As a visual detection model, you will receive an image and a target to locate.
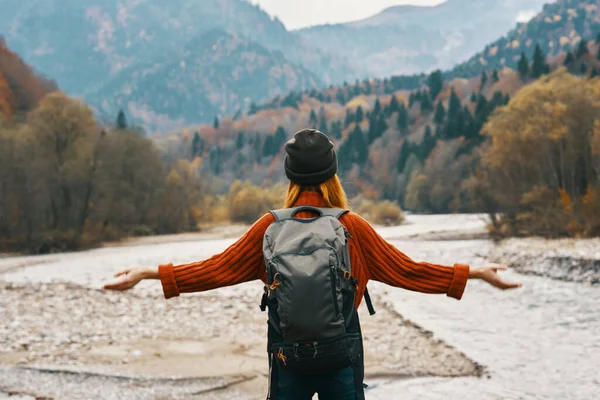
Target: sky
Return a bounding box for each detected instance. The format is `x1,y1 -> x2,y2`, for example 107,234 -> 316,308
252,0 -> 446,30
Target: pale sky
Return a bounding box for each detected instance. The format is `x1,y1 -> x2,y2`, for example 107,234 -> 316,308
252,0 -> 446,30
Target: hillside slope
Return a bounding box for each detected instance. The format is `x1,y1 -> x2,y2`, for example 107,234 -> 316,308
0,0 -> 350,127
87,30 -> 321,131
451,0 -> 600,77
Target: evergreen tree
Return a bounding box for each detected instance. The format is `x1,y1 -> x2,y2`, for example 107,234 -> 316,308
480,71 -> 488,91
351,124 -> 368,165
336,90 -> 346,105
462,106 -> 477,139
408,93 -> 416,108
249,102 -> 258,115
530,44 -> 547,79
517,52 -> 529,80
253,133 -> 262,161
373,98 -> 382,115
213,116 -> 220,130
210,147 -> 221,174
397,103 -> 409,133
434,124 -> 443,139
470,92 -> 477,103
274,126 -> 287,148
356,106 -> 364,123
263,135 -> 276,157
364,80 -> 372,95
192,132 -> 202,157
427,69 -> 444,100
492,69 -> 500,83
591,69 -> 600,78
580,63 -> 588,75
434,101 -> 446,125
116,109 -> 128,129
396,140 -> 412,173
576,39 -> 589,58
309,109 -> 318,128
564,51 -> 574,66
319,116 -> 328,134
418,126 -> 436,162
597,45 -> 600,61
448,89 -> 462,121
420,92 -> 433,114
330,121 -> 342,140
389,96 -> 400,113
344,108 -> 354,127
236,132 -> 245,149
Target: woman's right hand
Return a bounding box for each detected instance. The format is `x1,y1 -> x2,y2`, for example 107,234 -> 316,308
103,267 -> 158,291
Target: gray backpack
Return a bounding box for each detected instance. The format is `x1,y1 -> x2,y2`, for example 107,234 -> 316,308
260,205 -> 375,375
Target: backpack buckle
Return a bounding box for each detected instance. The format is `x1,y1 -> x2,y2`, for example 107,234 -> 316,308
343,271 -> 351,281
269,272 -> 282,290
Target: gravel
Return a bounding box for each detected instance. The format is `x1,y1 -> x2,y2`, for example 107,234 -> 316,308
491,237 -> 600,284
0,281 -> 481,399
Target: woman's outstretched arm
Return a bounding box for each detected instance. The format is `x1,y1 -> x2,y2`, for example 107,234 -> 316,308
103,213 -> 274,297
348,213 -> 520,299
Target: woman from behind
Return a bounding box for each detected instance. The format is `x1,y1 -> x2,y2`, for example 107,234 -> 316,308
105,128 -> 520,400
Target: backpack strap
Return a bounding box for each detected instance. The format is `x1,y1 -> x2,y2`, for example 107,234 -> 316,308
363,287 -> 376,316
270,206 -> 348,221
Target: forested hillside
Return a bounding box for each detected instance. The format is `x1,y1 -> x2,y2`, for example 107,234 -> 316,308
0,0 -> 351,128
450,0 -> 600,78
0,38 -> 57,120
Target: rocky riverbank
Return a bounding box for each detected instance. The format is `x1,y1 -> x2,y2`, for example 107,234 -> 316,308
0,281 -> 482,400
490,237 -> 600,285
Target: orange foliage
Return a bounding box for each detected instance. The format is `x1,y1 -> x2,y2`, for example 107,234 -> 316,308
0,38 -> 56,118
0,71 -> 15,120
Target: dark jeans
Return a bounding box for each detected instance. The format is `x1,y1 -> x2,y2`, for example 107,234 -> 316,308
275,365 -> 357,400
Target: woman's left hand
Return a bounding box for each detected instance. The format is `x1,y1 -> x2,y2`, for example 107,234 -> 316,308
470,264 -> 522,290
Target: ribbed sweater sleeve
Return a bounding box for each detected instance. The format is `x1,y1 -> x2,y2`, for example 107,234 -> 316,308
158,213 -> 274,299
347,213 -> 469,300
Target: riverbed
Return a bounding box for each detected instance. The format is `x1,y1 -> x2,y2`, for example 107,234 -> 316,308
1,214 -> 598,399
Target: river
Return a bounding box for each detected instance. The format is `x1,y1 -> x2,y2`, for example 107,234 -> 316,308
368,239 -> 600,400
1,215 -> 598,399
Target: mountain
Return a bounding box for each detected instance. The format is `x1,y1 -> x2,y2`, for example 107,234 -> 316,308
87,29 -> 321,131
162,0 -> 600,211
450,0 -> 600,77
0,0 -> 351,127
296,0 -> 548,78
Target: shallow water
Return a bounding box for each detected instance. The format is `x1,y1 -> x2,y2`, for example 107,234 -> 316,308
1,216 -> 598,399
367,239 -> 600,400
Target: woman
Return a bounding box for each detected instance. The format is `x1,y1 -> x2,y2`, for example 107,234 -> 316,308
105,129 -> 521,399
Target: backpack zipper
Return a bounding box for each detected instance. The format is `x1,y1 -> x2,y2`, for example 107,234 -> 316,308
330,264 -> 340,316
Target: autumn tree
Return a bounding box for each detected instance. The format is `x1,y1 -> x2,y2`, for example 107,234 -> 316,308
477,69 -> 600,237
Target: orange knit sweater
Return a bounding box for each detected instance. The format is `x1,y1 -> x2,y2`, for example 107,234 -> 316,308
159,192 -> 470,307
